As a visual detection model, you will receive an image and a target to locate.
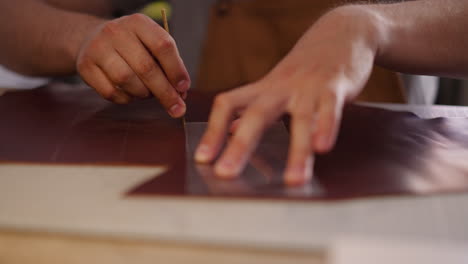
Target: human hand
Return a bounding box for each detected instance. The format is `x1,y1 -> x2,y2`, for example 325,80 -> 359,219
194,6 -> 381,185
76,14 -> 190,117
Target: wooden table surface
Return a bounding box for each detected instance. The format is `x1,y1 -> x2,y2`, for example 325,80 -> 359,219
0,230 -> 323,264
0,86 -> 324,264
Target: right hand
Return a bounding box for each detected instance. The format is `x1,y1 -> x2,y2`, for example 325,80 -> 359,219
195,6 -> 378,185
76,14 -> 190,118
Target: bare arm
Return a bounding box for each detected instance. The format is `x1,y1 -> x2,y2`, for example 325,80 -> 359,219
369,0 -> 468,78
196,0 -> 468,185
0,0 -> 191,118
0,0 -> 106,76
44,0 -> 113,17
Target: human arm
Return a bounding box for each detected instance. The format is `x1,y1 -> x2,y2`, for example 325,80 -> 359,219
0,0 -> 190,117
195,0 -> 468,185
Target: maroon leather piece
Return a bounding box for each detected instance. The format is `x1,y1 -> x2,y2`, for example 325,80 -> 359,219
0,83 -> 185,167
184,91 -> 215,122
133,97 -> 468,200
2,84 -> 468,200
314,105 -> 468,199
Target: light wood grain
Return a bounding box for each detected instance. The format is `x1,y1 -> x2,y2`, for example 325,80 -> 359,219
0,230 -> 324,264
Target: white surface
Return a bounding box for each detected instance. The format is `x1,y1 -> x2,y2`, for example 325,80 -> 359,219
0,65 -> 49,89
403,74 -> 439,105
1,163 -> 468,250
360,102 -> 468,118
329,237 -> 468,264
1,104 -> 468,250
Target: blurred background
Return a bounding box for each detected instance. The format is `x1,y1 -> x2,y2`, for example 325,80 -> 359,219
1,0 -> 467,105
149,0 -> 468,106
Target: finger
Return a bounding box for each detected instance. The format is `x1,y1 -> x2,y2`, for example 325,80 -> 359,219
141,61 -> 186,118
228,108 -> 247,133
312,90 -> 345,153
78,63 -> 131,104
285,107 -> 316,186
109,29 -> 170,99
105,46 -> 184,117
194,86 -> 258,163
95,50 -> 142,97
129,14 -> 191,93
121,75 -> 150,98
230,109 -> 284,133
214,97 -> 284,179
95,21 -> 184,117
106,36 -> 184,117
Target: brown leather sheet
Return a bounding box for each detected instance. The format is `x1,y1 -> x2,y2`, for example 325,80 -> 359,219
2,84 -> 468,200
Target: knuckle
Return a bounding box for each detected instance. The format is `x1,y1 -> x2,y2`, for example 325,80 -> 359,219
154,36 -> 176,54
102,21 -> 123,36
247,104 -> 272,119
213,94 -> 232,110
114,70 -> 133,85
76,57 -> 93,73
136,60 -> 157,78
85,38 -> 105,53
100,88 -> 116,101
128,13 -> 148,24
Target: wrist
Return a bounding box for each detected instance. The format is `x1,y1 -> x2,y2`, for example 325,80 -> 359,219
325,5 -> 386,62
63,14 -> 107,71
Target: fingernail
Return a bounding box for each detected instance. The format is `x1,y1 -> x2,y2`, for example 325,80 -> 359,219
169,103 -> 185,118
177,80 -> 189,92
215,159 -> 238,179
195,145 -> 212,163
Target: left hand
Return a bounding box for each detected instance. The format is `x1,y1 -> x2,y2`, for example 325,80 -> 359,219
194,6 -> 380,185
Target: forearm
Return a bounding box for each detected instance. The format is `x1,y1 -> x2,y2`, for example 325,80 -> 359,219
0,0 -> 107,76
361,0 -> 468,78
44,0 -> 113,17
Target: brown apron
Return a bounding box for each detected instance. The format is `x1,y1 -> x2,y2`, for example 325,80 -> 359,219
196,0 -> 405,103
